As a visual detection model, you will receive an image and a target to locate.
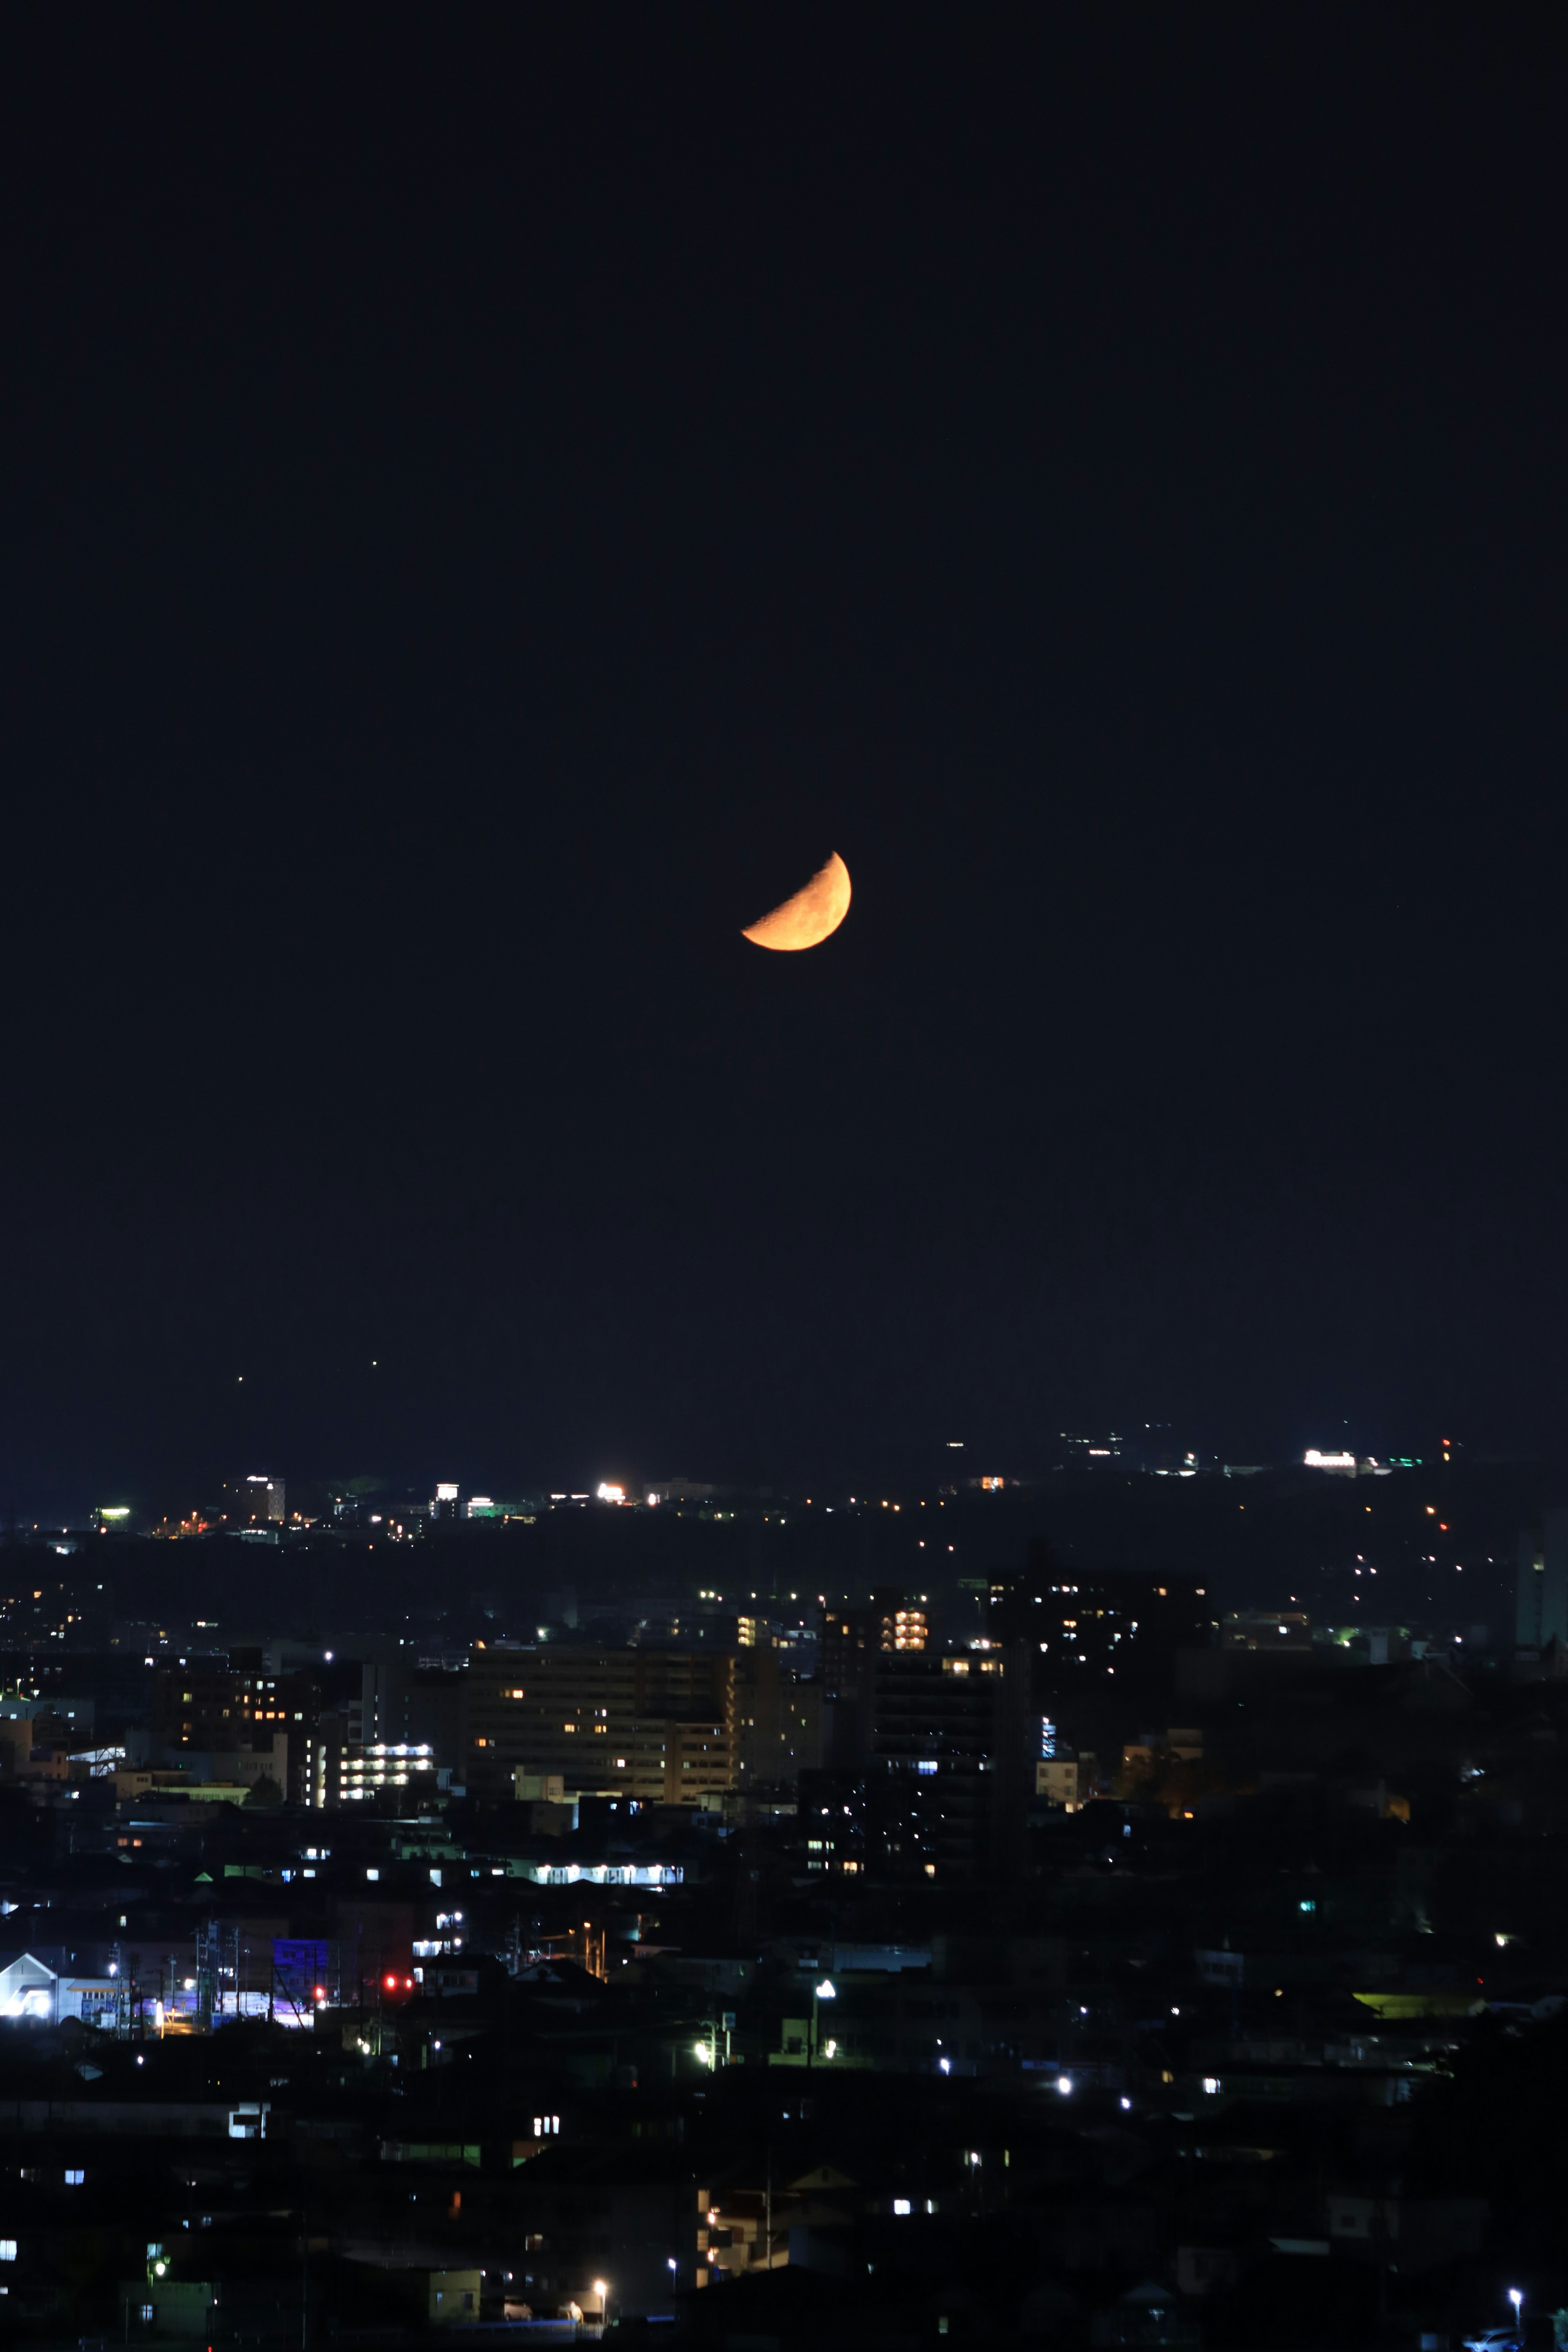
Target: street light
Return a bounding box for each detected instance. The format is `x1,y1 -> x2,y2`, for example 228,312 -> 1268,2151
811,1977 -> 836,2066
1508,2290 -> 1523,2329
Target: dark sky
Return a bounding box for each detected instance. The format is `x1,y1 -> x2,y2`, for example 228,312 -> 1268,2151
4,7 -> 1568,1508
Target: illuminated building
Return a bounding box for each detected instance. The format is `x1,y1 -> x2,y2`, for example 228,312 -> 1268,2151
802,1648 -> 1016,1878
1036,1756 -> 1089,1809
1517,1507 -> 1568,1652
226,1474 -> 285,1525
822,1590 -> 928,1679
333,1741 -> 437,1804
354,1652 -> 464,1764
151,1657 -> 322,1804
462,1646 -> 737,1803
821,1589 -> 928,1765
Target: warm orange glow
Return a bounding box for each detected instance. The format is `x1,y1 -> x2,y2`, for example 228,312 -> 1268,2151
742,852 -> 851,951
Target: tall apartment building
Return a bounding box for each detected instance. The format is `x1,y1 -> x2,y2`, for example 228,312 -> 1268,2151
820,1589 -> 928,1766
735,1646 -> 823,1791
461,1646 -> 737,1804
820,1589 -> 928,1688
355,1651 -> 465,1764
1518,1508 -> 1568,1652
800,1648 -> 1019,1879
150,1653 -> 321,1804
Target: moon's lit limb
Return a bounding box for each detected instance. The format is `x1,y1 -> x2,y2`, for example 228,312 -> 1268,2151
741,852 -> 852,951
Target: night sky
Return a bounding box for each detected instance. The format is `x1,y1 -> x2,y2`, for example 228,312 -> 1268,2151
5,8 -> 1568,1509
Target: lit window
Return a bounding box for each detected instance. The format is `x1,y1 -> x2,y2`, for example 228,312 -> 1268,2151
0,2242 -> 15,2261
65,2169 -> 84,2185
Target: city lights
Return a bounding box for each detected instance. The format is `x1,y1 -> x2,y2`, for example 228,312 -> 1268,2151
0,1412 -> 1541,2318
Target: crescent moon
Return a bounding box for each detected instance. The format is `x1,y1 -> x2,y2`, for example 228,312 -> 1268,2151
742,852 -> 852,951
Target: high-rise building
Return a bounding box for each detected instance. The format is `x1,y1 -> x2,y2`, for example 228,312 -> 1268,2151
1517,1509 -> 1568,1652
352,1648 -> 465,1766
151,1654 -> 321,1803
227,1474 -> 285,1526
800,1647 -> 1026,1879
820,1589 -> 929,1764
735,1646 -> 823,1791
820,1590 -> 928,1687
461,1646 -> 737,1804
